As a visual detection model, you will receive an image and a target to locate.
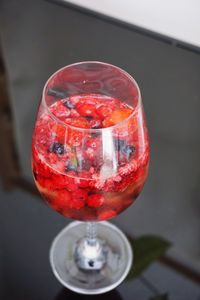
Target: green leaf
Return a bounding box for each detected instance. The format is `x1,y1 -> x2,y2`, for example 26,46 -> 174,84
150,293 -> 169,300
127,235 -> 171,280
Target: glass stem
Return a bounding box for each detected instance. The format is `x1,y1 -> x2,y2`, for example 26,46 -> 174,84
75,222 -> 106,270
86,222 -> 97,246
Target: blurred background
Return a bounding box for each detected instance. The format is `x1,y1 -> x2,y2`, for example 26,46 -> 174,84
0,0 -> 200,299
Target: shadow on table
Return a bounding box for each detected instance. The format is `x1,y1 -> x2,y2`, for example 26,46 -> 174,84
55,287 -> 123,300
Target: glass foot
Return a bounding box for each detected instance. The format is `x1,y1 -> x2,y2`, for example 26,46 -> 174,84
49,221 -> 133,295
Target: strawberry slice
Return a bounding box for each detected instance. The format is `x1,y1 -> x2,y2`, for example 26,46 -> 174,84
97,105 -> 113,119
50,102 -> 71,120
65,117 -> 90,128
102,108 -> 133,127
77,103 -> 98,118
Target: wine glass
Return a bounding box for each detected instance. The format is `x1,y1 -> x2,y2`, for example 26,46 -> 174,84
32,61 -> 149,294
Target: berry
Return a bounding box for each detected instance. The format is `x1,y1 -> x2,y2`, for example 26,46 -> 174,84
77,103 -> 97,118
103,108 -> 132,127
63,99 -> 75,109
67,129 -> 83,146
70,189 -> 88,209
85,147 -> 95,160
122,145 -> 136,158
86,138 -> 100,149
87,194 -> 104,208
66,182 -> 78,192
98,209 -> 116,220
89,119 -> 101,129
50,101 -> 71,119
66,117 -> 90,129
52,189 -> 72,211
77,171 -> 92,188
97,105 -> 113,119
49,142 -> 64,155
85,116 -> 93,121
70,109 -> 80,118
47,88 -> 66,98
48,153 -> 59,164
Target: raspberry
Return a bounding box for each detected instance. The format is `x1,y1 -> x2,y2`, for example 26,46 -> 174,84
98,209 -> 116,220
66,182 -> 78,192
70,189 -> 88,209
86,138 -> 100,149
85,147 -> 95,160
48,153 -> 58,164
87,194 -> 104,208
63,171 -> 78,191
76,171 -> 90,187
54,173 -> 68,188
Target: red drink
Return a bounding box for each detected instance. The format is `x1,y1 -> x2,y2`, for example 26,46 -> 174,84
32,62 -> 150,293
32,93 -> 149,221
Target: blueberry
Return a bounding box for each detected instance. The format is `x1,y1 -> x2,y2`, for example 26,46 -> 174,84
65,162 -> 77,172
85,116 -> 93,121
49,142 -> 64,155
88,260 -> 94,267
63,99 -> 75,109
91,132 -> 101,138
47,88 -> 66,98
114,139 -> 126,151
122,145 -> 136,158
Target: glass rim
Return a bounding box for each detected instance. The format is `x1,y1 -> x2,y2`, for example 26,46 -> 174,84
42,61 -> 142,132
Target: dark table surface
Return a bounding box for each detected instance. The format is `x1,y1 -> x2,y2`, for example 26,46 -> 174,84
0,0 -> 200,299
